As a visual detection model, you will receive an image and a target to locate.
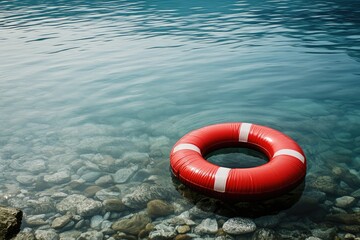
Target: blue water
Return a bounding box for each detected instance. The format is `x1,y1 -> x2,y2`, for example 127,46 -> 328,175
1,0 -> 360,238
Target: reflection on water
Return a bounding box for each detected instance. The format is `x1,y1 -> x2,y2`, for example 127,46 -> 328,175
0,0 -> 360,239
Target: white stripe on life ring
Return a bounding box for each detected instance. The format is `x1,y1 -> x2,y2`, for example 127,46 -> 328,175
273,149 -> 305,164
239,123 -> 252,142
173,143 -> 201,154
214,167 -> 231,192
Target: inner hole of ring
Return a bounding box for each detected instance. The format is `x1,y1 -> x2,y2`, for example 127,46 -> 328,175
205,147 -> 269,168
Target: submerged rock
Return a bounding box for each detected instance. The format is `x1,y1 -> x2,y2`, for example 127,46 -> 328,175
194,218 -> 218,234
77,230 -> 103,240
112,213 -> 151,235
0,206 -> 23,240
113,164 -> 138,183
44,170 -> 71,184
56,194 -> 102,217
252,228 -> 278,240
147,199 -> 174,218
149,223 -> 177,240
222,217 -> 256,235
335,196 -> 356,208
34,229 -> 59,240
51,214 -> 72,229
326,212 -> 360,225
122,183 -> 174,209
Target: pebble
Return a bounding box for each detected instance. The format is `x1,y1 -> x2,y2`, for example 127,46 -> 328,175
147,199 -> 174,218
84,186 -> 102,197
80,171 -> 103,182
149,223 -> 176,240
222,217 -> 256,235
58,230 -> 81,239
95,189 -> 121,201
51,214 -> 72,229
335,196 -> 356,208
90,215 -> 103,230
77,230 -> 103,240
176,225 -> 191,234
23,159 -> 46,173
103,199 -> 126,212
194,218 -> 218,234
56,194 -> 102,217
16,175 -> 36,185
311,227 -> 336,239
252,228 -> 278,240
113,164 -> 138,183
34,229 -> 59,240
43,170 -> 71,184
254,213 -> 285,228
112,213 -> 151,235
95,175 -> 113,186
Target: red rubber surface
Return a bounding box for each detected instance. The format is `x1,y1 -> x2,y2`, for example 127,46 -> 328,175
170,122 -> 306,200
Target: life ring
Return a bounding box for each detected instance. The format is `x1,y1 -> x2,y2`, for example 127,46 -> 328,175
170,122 -> 306,200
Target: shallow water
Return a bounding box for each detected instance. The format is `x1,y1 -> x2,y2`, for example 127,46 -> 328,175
1,0 -> 360,239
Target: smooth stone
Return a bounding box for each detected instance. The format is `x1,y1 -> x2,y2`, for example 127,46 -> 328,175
252,228 -> 278,240
43,170 -> 71,184
56,194 -> 102,217
51,214 -> 72,229
77,230 -> 103,240
113,164 -> 138,183
95,189 -> 121,201
175,234 -> 192,240
351,189 -> 360,198
34,229 -> 59,240
112,213 -> 151,235
103,199 -> 126,212
149,223 -> 176,240
254,213 -> 285,228
84,186 -> 102,197
309,175 -> 342,195
335,196 -> 356,208
16,175 -> 36,185
339,225 -> 360,233
95,175 -> 113,186
59,230 -> 81,239
326,212 -> 360,224
12,231 -> 36,240
147,199 -> 174,218
81,172 -> 103,182
311,227 -> 337,239
122,152 -> 150,165
176,225 -> 191,234
122,183 -> 173,209
194,218 -> 218,234
23,160 -> 46,173
0,206 -> 23,239
90,215 -> 103,230
223,217 -> 256,235
305,237 -> 322,240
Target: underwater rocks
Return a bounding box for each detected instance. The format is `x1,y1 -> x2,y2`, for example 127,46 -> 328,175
113,164 -> 139,183
43,170 -> 71,184
122,183 -> 174,209
0,206 -> 23,240
222,217 -> 257,234
112,213 -> 151,235
56,194 -> 102,217
147,199 -> 174,218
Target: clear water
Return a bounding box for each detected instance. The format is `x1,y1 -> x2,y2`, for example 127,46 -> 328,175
1,0 -> 360,239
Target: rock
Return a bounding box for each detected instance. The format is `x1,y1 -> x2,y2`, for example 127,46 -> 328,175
0,206 -> 23,239
194,218 -> 218,234
176,225 -> 191,234
84,186 -> 102,197
44,170 -> 71,184
95,175 -> 113,186
25,214 -> 47,226
339,224 -> 360,233
59,230 -> 82,239
326,212 -> 360,225
112,213 -> 151,235
77,230 -> 103,240
81,172 -> 103,182
351,189 -> 360,198
122,183 -> 173,209
222,217 -> 256,235
175,234 -> 192,240
149,223 -> 176,240
12,230 -> 36,240
188,206 -> 213,219
95,189 -> 121,201
335,196 -> 356,208
113,164 -> 138,183
56,194 -> 102,217
254,213 -> 285,228
332,166 -> 360,188
309,176 -> 344,195
147,199 -> 174,218
252,228 -> 278,240
103,199 -> 126,212
34,229 -> 59,240
344,233 -> 356,239
51,214 -> 72,229
16,175 -> 36,185
311,227 -> 336,239
305,237 -> 322,240
90,215 -> 103,230
23,160 -> 46,173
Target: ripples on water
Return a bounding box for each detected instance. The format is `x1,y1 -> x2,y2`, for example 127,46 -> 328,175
1,0 -> 360,239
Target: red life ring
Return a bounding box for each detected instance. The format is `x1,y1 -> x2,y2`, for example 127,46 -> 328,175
170,122 -> 306,200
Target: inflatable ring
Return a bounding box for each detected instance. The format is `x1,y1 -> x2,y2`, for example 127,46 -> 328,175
170,122 -> 306,200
